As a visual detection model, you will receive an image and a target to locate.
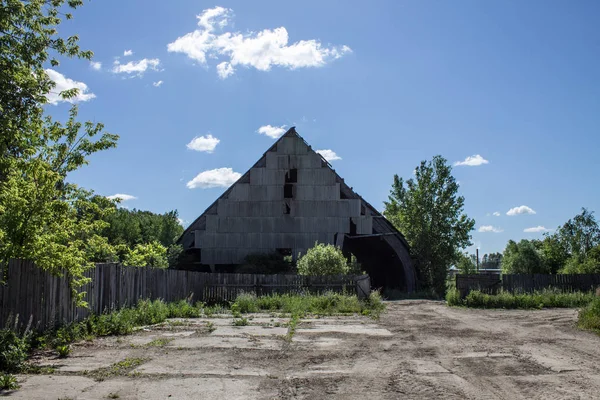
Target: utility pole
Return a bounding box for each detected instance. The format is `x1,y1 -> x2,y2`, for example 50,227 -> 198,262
476,248 -> 480,273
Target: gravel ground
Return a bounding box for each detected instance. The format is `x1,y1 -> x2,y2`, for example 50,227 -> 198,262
8,300 -> 600,399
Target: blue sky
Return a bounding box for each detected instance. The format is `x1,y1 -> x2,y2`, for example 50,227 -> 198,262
48,0 -> 599,254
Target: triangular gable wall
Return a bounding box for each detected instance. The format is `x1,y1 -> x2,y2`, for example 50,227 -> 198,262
179,128 -> 416,290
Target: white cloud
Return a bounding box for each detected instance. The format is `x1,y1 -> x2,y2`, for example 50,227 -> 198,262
90,61 -> 102,71
44,69 -> 96,105
478,225 -> 503,233
454,154 -> 489,167
217,61 -> 235,79
186,134 -> 220,153
167,6 -> 351,79
187,167 -> 241,189
257,125 -> 286,139
177,218 -> 187,227
507,205 -> 536,216
123,49 -> 133,56
524,226 -> 551,233
153,80 -> 163,87
106,193 -> 137,202
493,211 -> 501,217
112,58 -> 161,77
316,149 -> 341,162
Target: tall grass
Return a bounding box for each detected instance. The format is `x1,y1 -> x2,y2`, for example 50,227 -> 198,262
233,291 -> 385,317
578,298 -> 600,333
446,289 -> 596,309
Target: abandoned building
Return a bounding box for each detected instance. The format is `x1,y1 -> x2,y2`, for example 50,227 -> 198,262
178,128 -> 416,291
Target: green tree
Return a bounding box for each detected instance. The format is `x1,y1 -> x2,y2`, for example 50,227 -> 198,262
557,208 -> 600,271
0,0 -> 94,174
502,239 -> 549,274
123,242 -> 168,268
383,156 -> 475,295
456,252 -> 477,274
102,209 -> 183,248
297,243 -> 349,276
535,235 -> 568,274
481,252 -> 503,270
0,1 -> 118,295
166,244 -> 184,269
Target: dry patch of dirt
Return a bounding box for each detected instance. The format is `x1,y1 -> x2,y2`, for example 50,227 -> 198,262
12,301 -> 600,399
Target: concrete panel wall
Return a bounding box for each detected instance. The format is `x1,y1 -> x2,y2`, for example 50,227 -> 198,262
277,137 -> 309,155
266,152 -> 289,170
297,168 -> 336,185
291,199 -> 361,217
289,153 -> 323,169
295,184 -> 340,201
250,168 -> 286,185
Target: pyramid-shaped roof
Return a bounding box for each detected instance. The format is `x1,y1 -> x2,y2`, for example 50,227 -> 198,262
178,127 -> 415,290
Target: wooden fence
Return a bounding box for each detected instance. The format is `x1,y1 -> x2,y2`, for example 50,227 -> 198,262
456,273 -> 600,297
0,260 -> 369,331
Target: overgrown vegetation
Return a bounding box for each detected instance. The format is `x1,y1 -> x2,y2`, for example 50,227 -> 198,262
577,298 -> 600,333
446,289 -> 596,309
232,291 -> 384,318
297,243 -> 349,276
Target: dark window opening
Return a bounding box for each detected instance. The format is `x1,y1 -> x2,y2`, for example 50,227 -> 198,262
361,204 -> 366,215
349,218 -> 357,235
285,168 -> 297,183
284,202 -> 291,214
340,187 -> 348,199
284,183 -> 294,198
276,248 -> 292,256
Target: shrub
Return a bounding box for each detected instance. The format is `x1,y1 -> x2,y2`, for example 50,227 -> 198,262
445,288 -> 462,306
233,292 -> 259,314
578,298 -> 600,332
297,243 -> 349,276
167,300 -> 200,318
0,330 -> 29,373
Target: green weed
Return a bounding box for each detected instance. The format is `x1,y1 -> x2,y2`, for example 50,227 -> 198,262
89,357 -> 146,382
56,344 -> 71,358
232,317 -> 249,327
0,329 -> 29,373
144,338 -> 172,347
206,321 -> 216,333
0,373 -> 19,390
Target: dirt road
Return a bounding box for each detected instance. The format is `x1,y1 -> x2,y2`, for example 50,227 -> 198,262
11,301 -> 600,399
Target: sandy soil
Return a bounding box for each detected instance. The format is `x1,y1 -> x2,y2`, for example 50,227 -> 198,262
8,300 -> 600,399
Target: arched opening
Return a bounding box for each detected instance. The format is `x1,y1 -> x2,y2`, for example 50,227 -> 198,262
343,235 -> 407,291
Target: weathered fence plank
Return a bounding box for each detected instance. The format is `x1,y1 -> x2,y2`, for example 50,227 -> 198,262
0,260 -> 368,331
